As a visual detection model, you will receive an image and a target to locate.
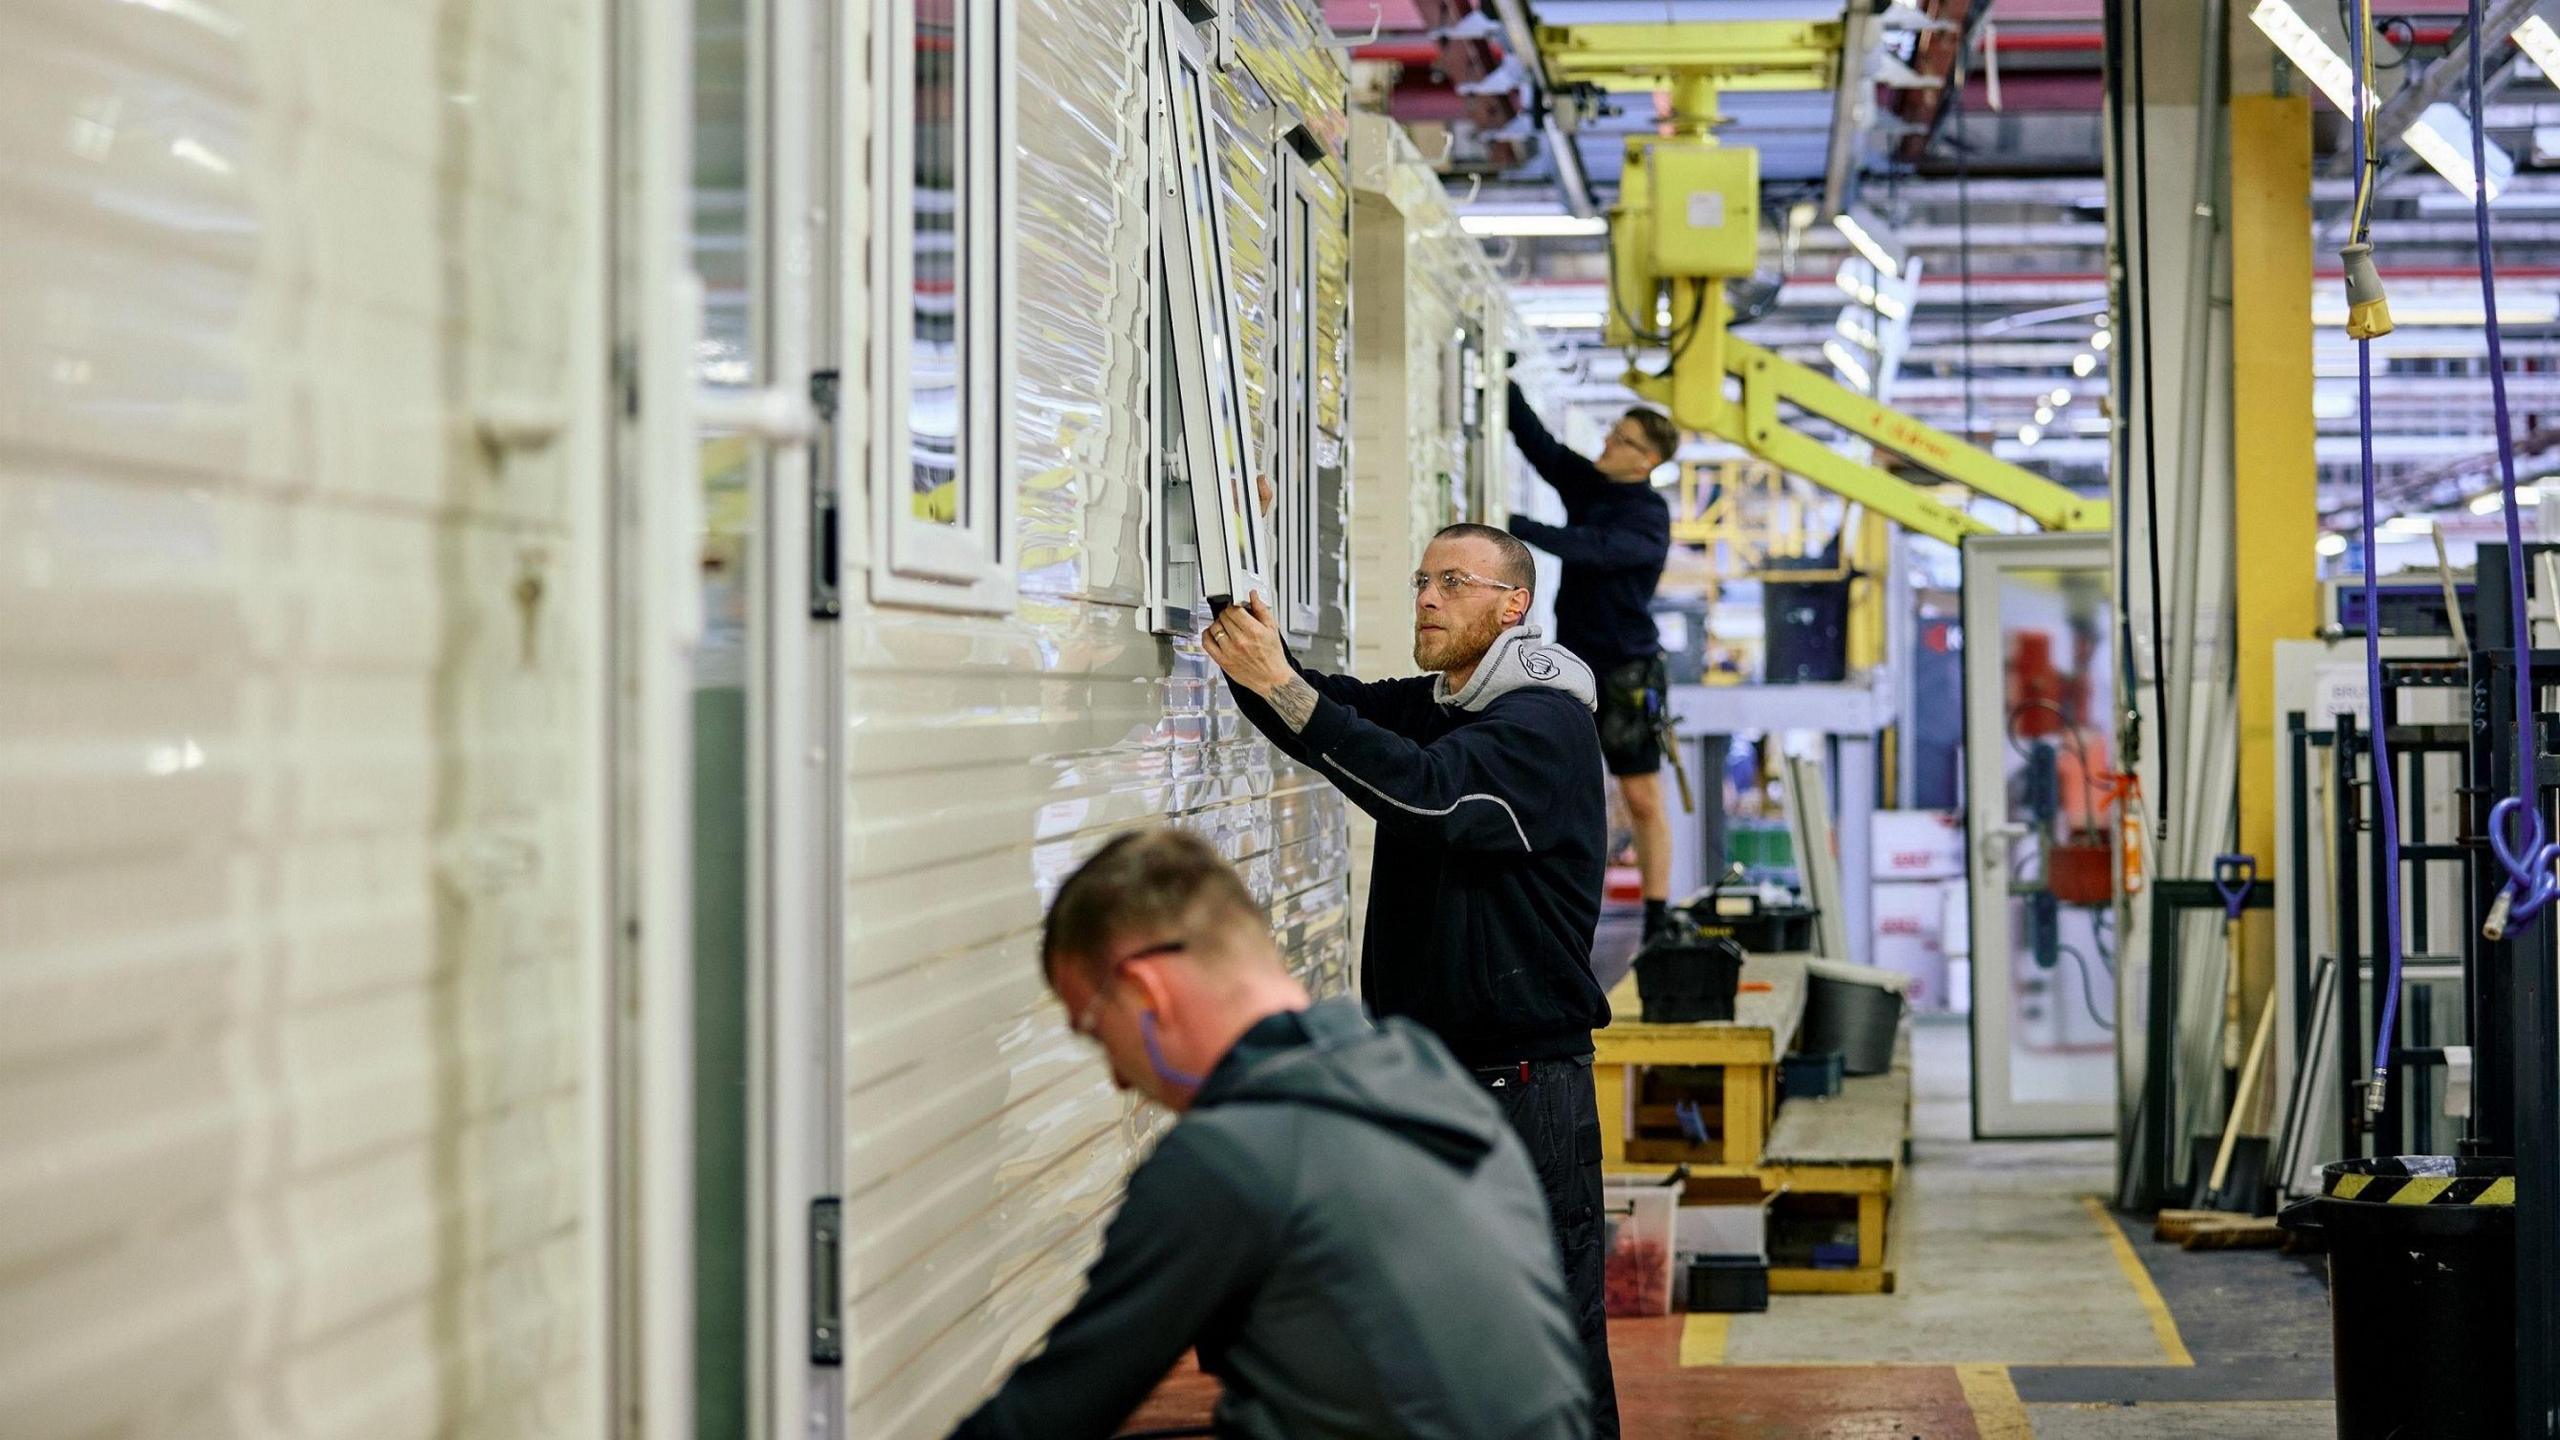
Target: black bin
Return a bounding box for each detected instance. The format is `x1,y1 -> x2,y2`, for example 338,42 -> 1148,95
1633,936 -> 1746,1023
1676,900 -> 1819,954
1761,556 -> 1850,684
2278,1156 -> 2515,1440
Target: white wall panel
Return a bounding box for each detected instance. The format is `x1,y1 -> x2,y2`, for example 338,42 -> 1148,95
0,1 -> 610,1436
837,2 -> 1355,1435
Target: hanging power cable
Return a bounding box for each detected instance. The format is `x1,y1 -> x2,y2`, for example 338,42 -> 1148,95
2468,0 -> 2558,944
2345,0 -> 2409,1119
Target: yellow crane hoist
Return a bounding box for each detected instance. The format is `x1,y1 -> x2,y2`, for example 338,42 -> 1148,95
1537,19 -> 2112,547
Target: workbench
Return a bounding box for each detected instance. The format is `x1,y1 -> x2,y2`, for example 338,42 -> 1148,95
1759,1027 -> 1911,1294
1594,952 -> 1909,1294
1594,952 -> 1810,1178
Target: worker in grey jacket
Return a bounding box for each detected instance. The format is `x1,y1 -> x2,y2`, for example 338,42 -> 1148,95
950,828 -> 1593,1440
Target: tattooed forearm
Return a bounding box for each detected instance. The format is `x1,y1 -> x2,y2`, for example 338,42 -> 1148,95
1269,676 -> 1319,734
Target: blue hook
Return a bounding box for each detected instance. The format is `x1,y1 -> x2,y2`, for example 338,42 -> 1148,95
2212,854 -> 2256,922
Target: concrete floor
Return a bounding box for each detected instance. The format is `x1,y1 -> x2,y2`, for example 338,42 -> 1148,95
1127,923 -> 2342,1437
1614,1013 -> 2339,1438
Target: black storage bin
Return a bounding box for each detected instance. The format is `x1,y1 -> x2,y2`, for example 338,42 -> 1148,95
1633,936 -> 1746,1023
1761,555 -> 1850,684
1684,1256 -> 1769,1314
1779,1050 -> 1844,1100
1676,900 -> 1819,954
2279,1157 -> 2515,1440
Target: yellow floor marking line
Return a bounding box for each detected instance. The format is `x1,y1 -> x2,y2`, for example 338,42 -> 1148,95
1957,1364 -> 2034,1440
2083,1194 -> 2196,1367
1679,1312 -> 1731,1367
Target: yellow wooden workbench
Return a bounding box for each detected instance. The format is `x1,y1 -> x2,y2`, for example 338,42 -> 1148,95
1595,952 -> 1909,1294
1592,951 -> 1810,1179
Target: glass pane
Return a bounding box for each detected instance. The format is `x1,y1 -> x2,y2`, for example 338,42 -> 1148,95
911,0 -> 964,527
687,0 -> 752,1431
1290,186 -> 1317,607
1992,565 -> 2117,1109
1171,55 -> 1256,576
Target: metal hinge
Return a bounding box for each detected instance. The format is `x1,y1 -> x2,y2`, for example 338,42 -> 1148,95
810,1197 -> 842,1366
809,369 -> 842,620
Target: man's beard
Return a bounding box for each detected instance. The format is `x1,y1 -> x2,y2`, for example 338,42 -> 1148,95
1413,608 -> 1502,674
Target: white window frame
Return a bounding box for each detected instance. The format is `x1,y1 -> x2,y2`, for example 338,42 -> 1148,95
869,0 -> 1016,613
1155,4 -> 1267,614
1271,141 -> 1323,642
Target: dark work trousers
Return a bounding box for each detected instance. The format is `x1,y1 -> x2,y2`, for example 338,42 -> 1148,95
1479,1055 -> 1620,1440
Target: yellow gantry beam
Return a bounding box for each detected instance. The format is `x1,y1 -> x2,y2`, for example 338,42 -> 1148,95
1536,21 -> 1843,93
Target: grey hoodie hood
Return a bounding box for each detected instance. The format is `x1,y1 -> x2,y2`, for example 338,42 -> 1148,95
1432,623 -> 1597,713
1199,1000 -> 1510,1171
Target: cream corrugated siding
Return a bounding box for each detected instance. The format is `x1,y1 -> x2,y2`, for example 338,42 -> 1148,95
838,2 -> 1353,1436
0,2 -> 607,1437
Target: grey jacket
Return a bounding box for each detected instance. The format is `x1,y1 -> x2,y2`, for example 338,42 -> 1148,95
951,999 -> 1594,1440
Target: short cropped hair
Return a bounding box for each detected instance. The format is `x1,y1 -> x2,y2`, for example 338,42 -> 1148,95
1042,828 -> 1268,984
1623,407 -> 1680,468
1431,522 -> 1537,592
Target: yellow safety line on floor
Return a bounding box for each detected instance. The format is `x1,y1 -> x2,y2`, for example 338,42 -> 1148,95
1679,1313 -> 1730,1367
1956,1365 -> 2033,1440
2082,1195 -> 2196,1367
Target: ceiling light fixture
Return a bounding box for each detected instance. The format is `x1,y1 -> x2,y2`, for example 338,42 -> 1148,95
1831,211 -> 1901,279
2514,15 -> 2560,88
1459,213 -> 1611,238
1824,339 -> 1875,393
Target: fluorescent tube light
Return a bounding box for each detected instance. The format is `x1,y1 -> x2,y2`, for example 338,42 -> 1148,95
2472,488 -> 2542,514
1460,213 -> 1611,238
1831,212 -> 1901,279
1824,340 -> 1874,393
2402,102 -> 2515,199
1526,310 -> 1605,329
2248,0 -> 2370,119
2318,533 -> 2349,556
1834,264 -> 1911,321
2515,15 -> 2560,89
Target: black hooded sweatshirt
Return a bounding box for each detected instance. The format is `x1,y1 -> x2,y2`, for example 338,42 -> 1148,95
1229,625 -> 1613,1065
1503,382 -> 1673,674
949,1000 -> 1594,1440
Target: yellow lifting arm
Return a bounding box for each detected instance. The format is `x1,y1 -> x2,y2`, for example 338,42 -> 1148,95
1625,306 -> 2112,547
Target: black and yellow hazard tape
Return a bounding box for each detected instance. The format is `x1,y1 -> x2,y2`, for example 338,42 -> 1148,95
2324,1170 -> 2514,1205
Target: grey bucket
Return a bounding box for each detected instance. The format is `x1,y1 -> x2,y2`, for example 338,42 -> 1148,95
1799,960 -> 1908,1075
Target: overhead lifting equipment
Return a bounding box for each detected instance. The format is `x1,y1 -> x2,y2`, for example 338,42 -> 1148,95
1536,19 -> 2113,547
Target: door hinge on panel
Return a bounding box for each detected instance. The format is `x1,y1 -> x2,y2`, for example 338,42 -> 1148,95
810,1196 -> 843,1366
809,369 -> 842,620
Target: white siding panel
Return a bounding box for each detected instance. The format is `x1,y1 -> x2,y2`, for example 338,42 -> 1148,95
841,1 -> 1354,1434
0,2 -> 608,1437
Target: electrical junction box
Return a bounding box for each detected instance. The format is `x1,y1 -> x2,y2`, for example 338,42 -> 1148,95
1647,143 -> 1760,278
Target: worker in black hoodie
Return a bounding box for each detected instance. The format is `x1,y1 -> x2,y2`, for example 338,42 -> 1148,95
1203,522 -> 1621,1438
950,828 -> 1591,1440
1504,382 -> 1682,941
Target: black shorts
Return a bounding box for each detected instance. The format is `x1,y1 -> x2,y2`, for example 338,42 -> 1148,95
1596,655 -> 1669,777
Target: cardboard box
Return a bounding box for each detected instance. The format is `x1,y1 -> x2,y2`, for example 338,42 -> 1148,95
1676,1201 -> 1769,1261
1872,878 -> 1953,1011
1871,809 -> 1966,880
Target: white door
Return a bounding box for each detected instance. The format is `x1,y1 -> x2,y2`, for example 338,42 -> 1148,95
1964,533 -> 2119,1137
617,0 -> 842,1431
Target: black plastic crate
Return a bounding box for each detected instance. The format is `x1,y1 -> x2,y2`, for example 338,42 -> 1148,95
1684,1256 -> 1770,1313
1633,936 -> 1746,1024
